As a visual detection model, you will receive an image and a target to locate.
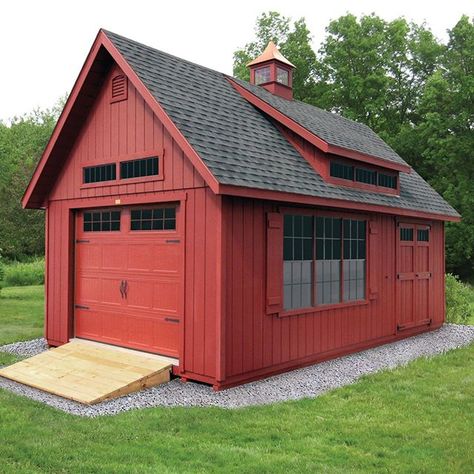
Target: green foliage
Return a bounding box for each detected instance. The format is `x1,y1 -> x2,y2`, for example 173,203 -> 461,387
446,273 -> 473,324
234,13 -> 474,278
0,102 -> 63,261
3,258 -> 45,287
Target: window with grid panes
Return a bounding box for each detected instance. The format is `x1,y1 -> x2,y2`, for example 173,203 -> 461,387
282,214 -> 367,310
83,211 -> 120,232
130,207 -> 176,231
343,219 -> 366,301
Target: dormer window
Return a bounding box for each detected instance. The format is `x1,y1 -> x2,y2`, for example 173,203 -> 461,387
329,159 -> 398,193
276,67 -> 289,86
255,66 -> 271,85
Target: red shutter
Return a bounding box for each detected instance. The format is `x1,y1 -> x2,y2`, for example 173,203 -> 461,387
369,220 -> 378,300
266,212 -> 283,315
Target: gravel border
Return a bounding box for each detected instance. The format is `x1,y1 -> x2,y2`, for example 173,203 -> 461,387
1,324 -> 473,417
0,338 -> 48,358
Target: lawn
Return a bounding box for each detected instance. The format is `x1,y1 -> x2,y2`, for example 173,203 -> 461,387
0,285 -> 473,473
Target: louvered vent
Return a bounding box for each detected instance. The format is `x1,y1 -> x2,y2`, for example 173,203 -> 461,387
110,74 -> 127,103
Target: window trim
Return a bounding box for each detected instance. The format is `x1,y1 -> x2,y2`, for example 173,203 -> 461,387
80,151 -> 164,189
327,157 -> 399,195
279,207 -> 369,317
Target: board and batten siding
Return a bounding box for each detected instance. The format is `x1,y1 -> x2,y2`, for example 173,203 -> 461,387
45,62 -> 219,382
220,196 -> 445,385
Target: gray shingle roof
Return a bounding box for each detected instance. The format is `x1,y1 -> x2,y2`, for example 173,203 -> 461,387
233,79 -> 407,166
104,30 -> 459,219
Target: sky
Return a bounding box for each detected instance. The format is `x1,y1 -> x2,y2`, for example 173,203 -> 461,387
0,0 -> 472,122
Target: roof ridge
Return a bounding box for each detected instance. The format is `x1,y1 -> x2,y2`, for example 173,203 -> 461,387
102,29 -> 229,78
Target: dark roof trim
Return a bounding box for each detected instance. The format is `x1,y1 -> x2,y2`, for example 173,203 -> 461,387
227,78 -> 412,174
218,184 -> 461,222
23,30 -> 219,209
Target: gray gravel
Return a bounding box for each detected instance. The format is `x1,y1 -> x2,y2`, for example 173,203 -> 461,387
0,337 -> 48,357
1,324 -> 473,417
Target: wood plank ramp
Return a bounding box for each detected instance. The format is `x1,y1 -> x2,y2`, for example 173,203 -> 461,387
0,339 -> 173,404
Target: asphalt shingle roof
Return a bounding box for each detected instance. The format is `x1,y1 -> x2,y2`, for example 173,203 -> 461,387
104,30 -> 459,219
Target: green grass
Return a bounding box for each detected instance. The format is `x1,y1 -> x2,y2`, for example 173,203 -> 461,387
0,346 -> 472,473
0,285 -> 473,472
0,285 -> 44,345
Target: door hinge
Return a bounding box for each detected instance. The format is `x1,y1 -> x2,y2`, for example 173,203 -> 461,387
164,317 -> 180,323
76,239 -> 90,244
74,304 -> 89,310
166,239 -> 180,243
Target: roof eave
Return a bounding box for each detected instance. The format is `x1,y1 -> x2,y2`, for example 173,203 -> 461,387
217,183 -> 461,223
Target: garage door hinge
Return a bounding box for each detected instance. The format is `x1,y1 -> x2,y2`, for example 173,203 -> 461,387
165,317 -> 180,323
166,239 -> 180,243
74,304 -> 90,310
76,239 -> 90,243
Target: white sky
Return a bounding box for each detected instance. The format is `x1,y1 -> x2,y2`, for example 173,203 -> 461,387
0,0 -> 472,122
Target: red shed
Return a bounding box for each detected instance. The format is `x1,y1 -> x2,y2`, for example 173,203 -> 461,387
23,31 -> 460,389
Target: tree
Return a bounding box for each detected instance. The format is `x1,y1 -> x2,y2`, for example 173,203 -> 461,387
0,103 -> 62,260
233,12 -> 317,101
414,16 -> 474,277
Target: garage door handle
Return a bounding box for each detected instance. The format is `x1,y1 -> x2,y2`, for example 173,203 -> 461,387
119,280 -> 128,299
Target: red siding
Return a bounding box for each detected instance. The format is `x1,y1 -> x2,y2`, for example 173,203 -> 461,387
220,197 -> 445,386
45,62 -> 219,382
49,64 -> 205,202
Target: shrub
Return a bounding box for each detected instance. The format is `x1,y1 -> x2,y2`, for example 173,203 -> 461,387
0,260 -> 4,296
445,273 -> 472,324
3,258 -> 45,287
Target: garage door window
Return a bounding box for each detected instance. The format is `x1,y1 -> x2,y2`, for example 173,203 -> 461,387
83,211 -> 121,232
130,207 -> 176,231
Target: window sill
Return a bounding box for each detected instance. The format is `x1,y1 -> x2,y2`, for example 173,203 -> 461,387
80,175 -> 164,190
279,299 -> 369,318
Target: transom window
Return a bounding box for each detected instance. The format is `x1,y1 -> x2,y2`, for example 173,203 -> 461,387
83,163 -> 116,184
276,67 -> 289,85
83,211 -> 120,232
120,156 -> 159,180
417,229 -> 429,242
255,66 -> 271,85
330,160 -> 398,190
400,228 -> 414,241
130,207 -> 176,231
283,214 -> 367,310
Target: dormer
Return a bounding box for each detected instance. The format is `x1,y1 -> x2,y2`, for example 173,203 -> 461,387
247,42 -> 295,100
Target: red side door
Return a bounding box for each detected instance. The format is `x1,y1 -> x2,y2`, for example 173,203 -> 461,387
396,223 -> 432,332
74,204 -> 183,358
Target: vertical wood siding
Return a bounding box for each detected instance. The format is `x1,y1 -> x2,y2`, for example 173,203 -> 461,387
45,62 -> 218,381
49,64 -> 205,202
221,196 -> 445,383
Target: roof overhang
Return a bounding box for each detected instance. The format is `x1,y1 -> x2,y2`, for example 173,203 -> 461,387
217,183 -> 461,222
227,78 -> 412,174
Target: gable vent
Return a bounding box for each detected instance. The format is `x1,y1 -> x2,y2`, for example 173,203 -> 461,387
111,74 -> 127,103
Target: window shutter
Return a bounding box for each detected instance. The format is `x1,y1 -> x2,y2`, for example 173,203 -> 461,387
368,220 -> 378,300
266,212 -> 283,315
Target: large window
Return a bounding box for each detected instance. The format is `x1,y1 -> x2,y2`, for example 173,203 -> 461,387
283,214 -> 366,310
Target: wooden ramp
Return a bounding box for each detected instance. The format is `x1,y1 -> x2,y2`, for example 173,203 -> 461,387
0,339 -> 173,404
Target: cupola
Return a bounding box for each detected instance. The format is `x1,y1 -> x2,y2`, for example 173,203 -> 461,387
247,41 -> 295,100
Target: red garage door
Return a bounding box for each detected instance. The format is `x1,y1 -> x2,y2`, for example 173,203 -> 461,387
74,204 -> 183,358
